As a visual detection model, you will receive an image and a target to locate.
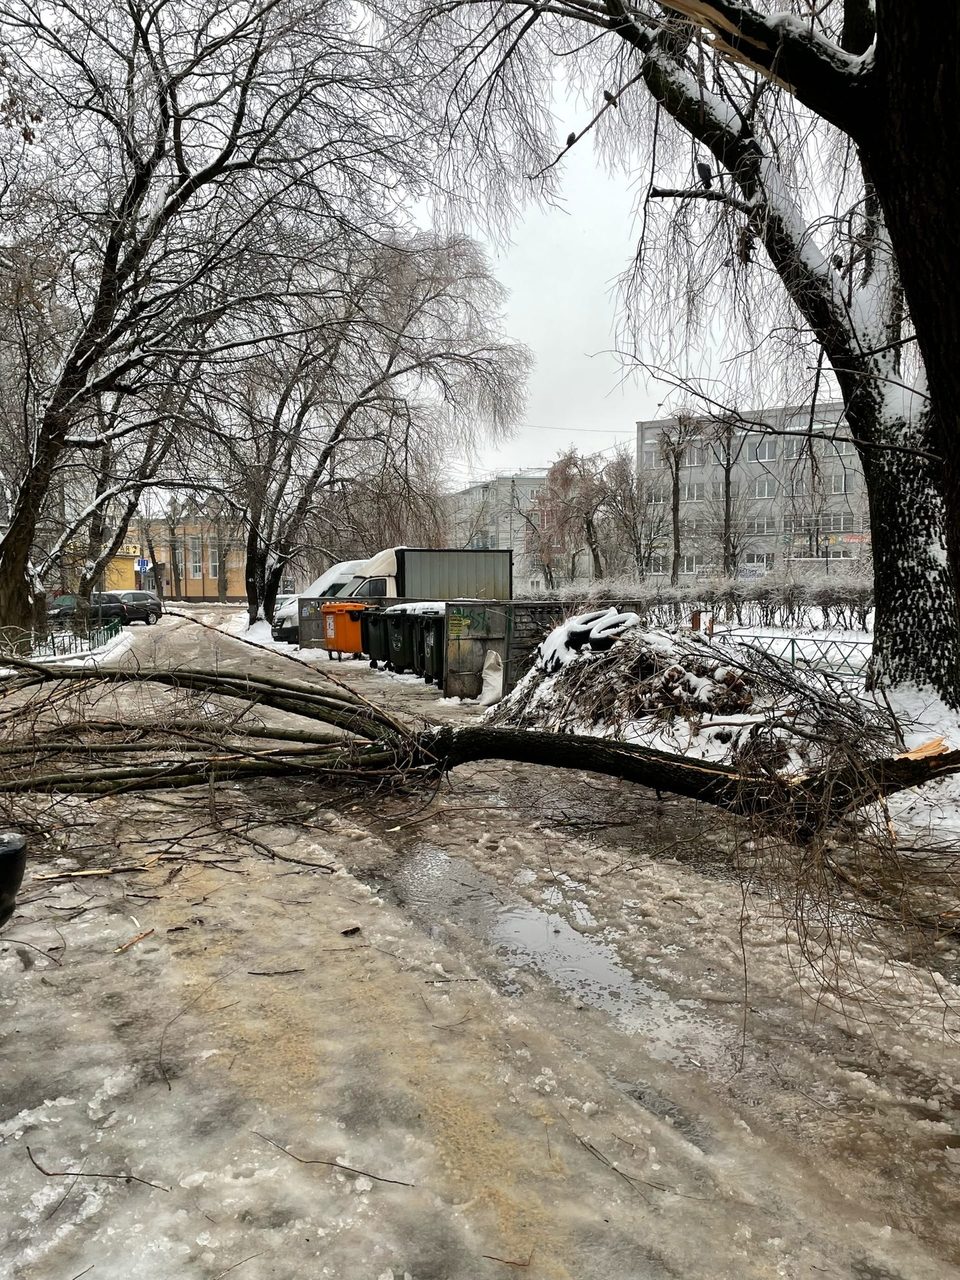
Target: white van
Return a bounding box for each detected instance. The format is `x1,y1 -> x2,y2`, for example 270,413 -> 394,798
271,559 -> 369,643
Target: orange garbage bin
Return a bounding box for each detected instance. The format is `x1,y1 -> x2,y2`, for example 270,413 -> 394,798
321,601 -> 367,659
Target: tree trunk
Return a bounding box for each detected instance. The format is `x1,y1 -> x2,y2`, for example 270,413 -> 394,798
144,528 -> 162,600
863,5 -> 960,703
168,532 -> 182,599
245,522 -> 266,624
585,516 -> 604,579
669,460 -> 681,586
722,447 -> 734,578
217,529 -> 229,603
862,421 -> 960,701
0,433 -> 63,629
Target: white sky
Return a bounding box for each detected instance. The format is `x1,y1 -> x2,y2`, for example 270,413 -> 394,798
447,139 -> 665,489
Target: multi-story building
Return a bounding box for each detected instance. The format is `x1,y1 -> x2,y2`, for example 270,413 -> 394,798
447,470 -> 548,591
635,402 -> 871,579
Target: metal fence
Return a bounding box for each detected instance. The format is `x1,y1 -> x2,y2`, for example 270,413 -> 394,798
717,631 -> 872,676
0,618 -> 122,660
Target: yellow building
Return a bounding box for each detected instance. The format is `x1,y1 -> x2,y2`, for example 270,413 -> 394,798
147,520 -> 247,601
102,544 -> 139,593
94,527 -> 245,601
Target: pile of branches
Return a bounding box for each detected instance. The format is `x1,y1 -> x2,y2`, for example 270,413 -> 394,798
0,652 -> 958,844
487,614 -> 896,776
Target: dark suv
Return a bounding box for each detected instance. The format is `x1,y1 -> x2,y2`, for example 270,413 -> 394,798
47,592 -> 130,625
117,590 -> 163,625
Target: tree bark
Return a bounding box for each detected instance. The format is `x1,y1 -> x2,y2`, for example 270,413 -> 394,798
0,430 -> 63,629
864,4 -> 960,701
669,457 -> 681,586
861,421 -> 960,698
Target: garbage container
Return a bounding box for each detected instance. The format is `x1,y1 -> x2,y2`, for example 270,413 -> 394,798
411,613 -> 428,678
385,610 -> 418,674
321,601 -> 367,660
0,831 -> 27,929
421,612 -> 446,686
362,608 -> 390,669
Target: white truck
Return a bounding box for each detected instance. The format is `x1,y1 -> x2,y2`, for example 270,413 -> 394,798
341,546 -> 513,601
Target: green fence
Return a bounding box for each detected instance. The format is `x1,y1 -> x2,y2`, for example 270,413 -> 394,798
720,632 -> 872,676
0,618 -> 122,660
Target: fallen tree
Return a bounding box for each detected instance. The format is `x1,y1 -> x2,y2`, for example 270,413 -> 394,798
1,654 -> 957,844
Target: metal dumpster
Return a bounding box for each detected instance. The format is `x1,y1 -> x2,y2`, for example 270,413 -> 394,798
385,610 -> 418,673
362,608 -> 390,669
321,600 -> 367,659
421,612 -> 446,685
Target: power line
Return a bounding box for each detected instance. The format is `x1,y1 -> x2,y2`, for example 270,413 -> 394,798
521,424 -> 636,434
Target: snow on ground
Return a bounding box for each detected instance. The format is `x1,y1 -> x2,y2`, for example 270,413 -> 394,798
3,619 -> 960,1278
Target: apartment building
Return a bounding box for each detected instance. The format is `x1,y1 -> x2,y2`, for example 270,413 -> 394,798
447,470 -> 548,591
635,403 -> 871,579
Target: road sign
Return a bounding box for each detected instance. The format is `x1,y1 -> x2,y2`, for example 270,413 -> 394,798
135,557 -> 149,572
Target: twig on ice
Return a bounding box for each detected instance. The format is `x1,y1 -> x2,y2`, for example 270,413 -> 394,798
114,927 -> 154,953
26,1145 -> 169,1192
253,1130 -> 415,1187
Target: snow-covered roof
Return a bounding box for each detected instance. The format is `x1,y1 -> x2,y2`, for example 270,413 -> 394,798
357,546 -> 400,580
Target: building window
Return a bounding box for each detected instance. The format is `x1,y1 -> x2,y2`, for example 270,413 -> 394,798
650,488 -> 667,504
789,476 -> 810,497
821,512 -> 854,533
649,554 -> 667,574
680,554 -> 705,575
189,536 -> 202,579
683,445 -> 707,467
743,552 -> 775,571
682,482 -> 705,502
783,514 -> 813,534
831,439 -> 855,456
751,438 -> 777,462
641,448 -> 664,469
171,544 -> 184,574
827,547 -> 854,560
829,471 -> 851,495
209,545 -> 219,580
746,517 -> 777,536
754,476 -> 777,499
784,436 -> 810,460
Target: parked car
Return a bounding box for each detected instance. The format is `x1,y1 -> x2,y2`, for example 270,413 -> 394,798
117,590 -> 163,625
47,592 -> 130,626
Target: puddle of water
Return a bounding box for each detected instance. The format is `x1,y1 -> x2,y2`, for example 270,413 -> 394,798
377,842 -> 734,1070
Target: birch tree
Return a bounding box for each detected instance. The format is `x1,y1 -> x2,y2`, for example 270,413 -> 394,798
390,0 -> 960,705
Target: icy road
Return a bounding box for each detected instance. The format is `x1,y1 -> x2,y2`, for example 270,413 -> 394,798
1,611 -> 959,1279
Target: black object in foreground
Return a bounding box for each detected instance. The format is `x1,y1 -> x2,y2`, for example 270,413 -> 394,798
0,831 -> 28,928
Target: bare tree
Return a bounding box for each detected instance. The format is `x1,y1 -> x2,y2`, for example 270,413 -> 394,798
598,446 -> 663,579
655,415 -> 704,586
209,234 -> 526,622
529,450 -> 609,584
0,0 -> 426,629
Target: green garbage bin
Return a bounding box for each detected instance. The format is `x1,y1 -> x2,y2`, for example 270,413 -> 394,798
421,612 -> 446,686
386,611 -> 417,673
362,608 -> 389,669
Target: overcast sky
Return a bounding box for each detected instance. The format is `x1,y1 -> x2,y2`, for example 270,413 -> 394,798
447,139 -> 665,490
